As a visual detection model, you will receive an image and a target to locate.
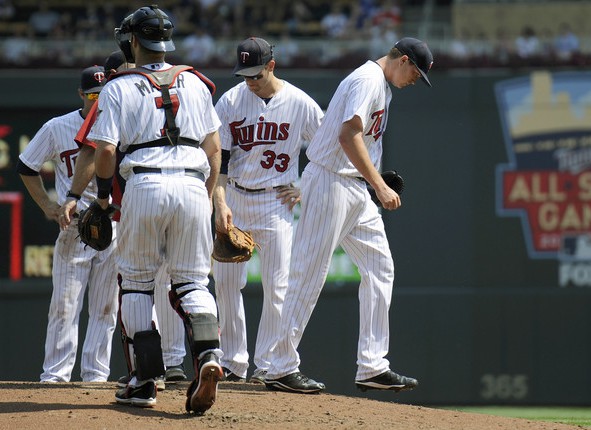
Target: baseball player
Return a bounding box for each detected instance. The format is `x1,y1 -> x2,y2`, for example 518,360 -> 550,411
17,65 -> 119,383
58,49 -> 188,388
264,37 -> 433,393
88,6 -> 222,412
212,37 -> 323,383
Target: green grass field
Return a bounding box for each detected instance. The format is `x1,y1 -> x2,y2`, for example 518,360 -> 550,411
440,406 -> 591,427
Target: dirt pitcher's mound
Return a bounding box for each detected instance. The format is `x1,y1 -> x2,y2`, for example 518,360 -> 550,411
0,381 -> 580,430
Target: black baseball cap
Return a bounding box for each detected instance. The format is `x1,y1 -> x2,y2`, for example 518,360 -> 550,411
104,50 -> 126,72
80,65 -> 106,93
394,37 -> 433,87
233,37 -> 273,77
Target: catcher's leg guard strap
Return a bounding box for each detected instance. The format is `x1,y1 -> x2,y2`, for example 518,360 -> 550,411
133,329 -> 165,380
187,313 -> 220,354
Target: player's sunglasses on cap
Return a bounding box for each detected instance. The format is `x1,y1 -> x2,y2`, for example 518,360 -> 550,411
86,93 -> 100,100
394,37 -> 434,87
233,37 -> 273,78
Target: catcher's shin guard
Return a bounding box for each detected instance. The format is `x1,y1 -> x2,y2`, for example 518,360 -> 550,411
133,329 -> 165,381
169,282 -> 219,373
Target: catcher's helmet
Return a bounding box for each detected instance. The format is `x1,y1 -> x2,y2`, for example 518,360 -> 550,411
116,5 -> 175,54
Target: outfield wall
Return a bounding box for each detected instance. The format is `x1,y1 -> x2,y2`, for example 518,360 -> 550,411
0,68 -> 589,405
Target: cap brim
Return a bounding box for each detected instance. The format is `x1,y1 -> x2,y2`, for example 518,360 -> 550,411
83,86 -> 104,94
418,69 -> 432,87
138,39 -> 175,53
407,58 -> 432,87
233,64 -> 265,77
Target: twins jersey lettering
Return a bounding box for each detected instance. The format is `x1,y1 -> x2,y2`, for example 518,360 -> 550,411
216,81 -> 323,189
213,80 -> 323,379
306,61 -> 391,175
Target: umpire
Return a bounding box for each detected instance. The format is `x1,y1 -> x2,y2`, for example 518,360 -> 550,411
88,5 -> 223,414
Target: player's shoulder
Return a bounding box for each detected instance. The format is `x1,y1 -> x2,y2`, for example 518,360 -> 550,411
218,81 -> 249,103
45,109 -> 82,127
281,81 -> 322,109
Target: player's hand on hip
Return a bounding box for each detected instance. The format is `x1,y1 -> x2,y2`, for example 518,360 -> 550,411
58,199 -> 78,230
43,201 -> 61,223
276,185 -> 300,211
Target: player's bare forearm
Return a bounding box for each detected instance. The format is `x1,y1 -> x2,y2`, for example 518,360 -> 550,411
94,140 -> 117,179
213,173 -> 232,232
339,118 -> 400,210
19,174 -> 60,221
70,145 -> 96,195
202,131 -> 221,199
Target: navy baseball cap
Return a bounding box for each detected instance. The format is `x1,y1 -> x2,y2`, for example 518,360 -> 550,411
233,37 -> 273,77
394,37 -> 433,87
80,65 -> 106,93
104,50 -> 126,72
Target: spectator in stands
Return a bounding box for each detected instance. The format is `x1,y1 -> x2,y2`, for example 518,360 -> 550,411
554,22 -> 579,61
285,0 -> 315,36
515,26 -> 540,59
449,29 -> 471,61
182,27 -> 216,66
320,3 -> 349,39
493,27 -> 514,65
369,19 -> 398,59
28,1 -> 60,38
2,25 -> 32,65
350,0 -> 377,33
371,0 -> 402,29
0,0 -> 15,21
274,30 -> 300,66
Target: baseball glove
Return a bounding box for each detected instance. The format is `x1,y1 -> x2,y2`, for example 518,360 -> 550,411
367,170 -> 405,207
77,201 -> 117,251
212,225 -> 259,263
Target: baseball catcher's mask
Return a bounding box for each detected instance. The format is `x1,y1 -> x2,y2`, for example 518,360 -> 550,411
115,5 -> 175,52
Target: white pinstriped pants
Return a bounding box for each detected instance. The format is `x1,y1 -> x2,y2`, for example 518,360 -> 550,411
213,184 -> 293,378
267,162 -> 394,381
41,220 -> 118,382
116,172 -> 217,359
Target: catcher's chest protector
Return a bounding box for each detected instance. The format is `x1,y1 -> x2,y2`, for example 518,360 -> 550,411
109,65 -> 216,149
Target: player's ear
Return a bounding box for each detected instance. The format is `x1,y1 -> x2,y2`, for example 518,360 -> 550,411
267,59 -> 276,72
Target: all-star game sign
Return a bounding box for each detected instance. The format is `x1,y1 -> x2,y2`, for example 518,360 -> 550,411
495,71 -> 591,287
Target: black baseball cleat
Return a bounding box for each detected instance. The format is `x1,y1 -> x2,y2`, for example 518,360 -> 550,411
186,353 -> 223,415
118,371 -> 165,391
115,380 -> 157,407
264,372 -> 325,394
355,370 -> 418,392
165,364 -> 187,382
221,366 -> 246,382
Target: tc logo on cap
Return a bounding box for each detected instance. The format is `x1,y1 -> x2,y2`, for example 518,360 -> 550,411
240,52 -> 250,64
94,71 -> 106,83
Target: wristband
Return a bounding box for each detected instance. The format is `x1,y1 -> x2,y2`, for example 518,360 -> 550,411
66,190 -> 81,200
96,175 -> 113,199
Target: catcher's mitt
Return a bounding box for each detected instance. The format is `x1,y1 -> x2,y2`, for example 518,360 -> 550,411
212,225 -> 259,263
77,201 -> 117,251
367,170 -> 405,207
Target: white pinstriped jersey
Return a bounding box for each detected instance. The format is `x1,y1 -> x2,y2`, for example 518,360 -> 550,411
215,80 -> 323,189
88,63 -> 221,180
306,61 -> 392,176
19,109 -> 98,207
